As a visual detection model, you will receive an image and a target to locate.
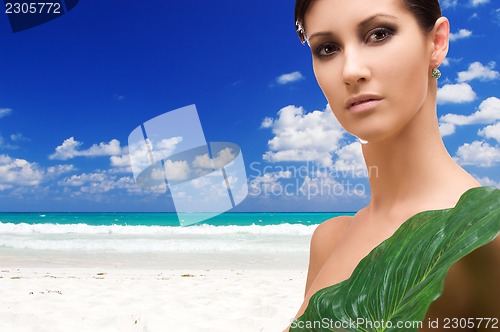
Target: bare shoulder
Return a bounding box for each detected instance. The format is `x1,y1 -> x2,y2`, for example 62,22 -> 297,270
310,216 -> 352,256
304,215 -> 352,295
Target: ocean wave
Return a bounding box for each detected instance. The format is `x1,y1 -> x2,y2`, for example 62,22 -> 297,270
0,222 -> 316,236
0,236 -> 310,252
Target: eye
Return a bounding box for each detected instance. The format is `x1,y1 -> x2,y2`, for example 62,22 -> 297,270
313,43 -> 340,58
366,27 -> 394,44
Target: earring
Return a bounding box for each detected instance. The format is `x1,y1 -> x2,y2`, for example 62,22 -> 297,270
431,68 -> 441,79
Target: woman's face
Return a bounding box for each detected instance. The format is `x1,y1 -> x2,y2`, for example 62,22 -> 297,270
305,0 -> 435,143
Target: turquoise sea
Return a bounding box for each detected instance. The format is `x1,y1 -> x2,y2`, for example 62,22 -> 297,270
0,212 -> 353,254
0,212 -> 352,227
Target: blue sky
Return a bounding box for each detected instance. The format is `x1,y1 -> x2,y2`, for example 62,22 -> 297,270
0,0 -> 499,212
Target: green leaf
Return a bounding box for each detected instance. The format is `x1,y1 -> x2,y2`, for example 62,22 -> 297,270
291,187 -> 500,332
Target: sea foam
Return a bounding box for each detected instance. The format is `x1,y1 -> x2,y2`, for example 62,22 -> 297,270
0,222 -> 315,236
0,222 -> 315,253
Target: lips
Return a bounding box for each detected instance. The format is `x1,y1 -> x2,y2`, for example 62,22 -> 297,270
345,95 -> 383,113
352,99 -> 375,106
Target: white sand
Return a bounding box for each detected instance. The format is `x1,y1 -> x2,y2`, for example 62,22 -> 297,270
0,251 -> 307,332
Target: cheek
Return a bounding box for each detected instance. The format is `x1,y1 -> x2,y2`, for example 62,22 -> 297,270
313,61 -> 344,108
386,44 -> 430,114
312,61 -> 359,133
312,62 -> 330,96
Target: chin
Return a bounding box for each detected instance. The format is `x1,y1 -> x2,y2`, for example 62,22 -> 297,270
346,117 -> 405,144
347,128 -> 385,143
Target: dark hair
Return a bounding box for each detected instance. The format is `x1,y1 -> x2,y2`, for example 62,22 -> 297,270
295,0 -> 442,43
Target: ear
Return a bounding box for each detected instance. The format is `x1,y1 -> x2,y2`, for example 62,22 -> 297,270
430,17 -> 450,68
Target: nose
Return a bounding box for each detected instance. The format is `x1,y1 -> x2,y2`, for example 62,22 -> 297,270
342,48 -> 371,85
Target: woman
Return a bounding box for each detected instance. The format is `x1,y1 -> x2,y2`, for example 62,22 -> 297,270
287,0 -> 500,331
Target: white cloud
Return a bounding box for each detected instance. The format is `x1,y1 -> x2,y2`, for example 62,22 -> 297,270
478,122 -> 500,143
0,152 -> 76,191
469,13 -> 479,20
0,184 -> 13,191
225,175 -> 239,187
249,171 -> 293,196
81,175 -> 137,194
439,97 -> 500,137
454,141 -> 500,167
188,176 -> 213,189
332,142 -> 366,174
0,154 -> 44,189
457,62 -> 499,82
473,175 -> 500,189
10,133 -> 30,142
110,154 -> 131,168
260,117 -> 273,129
164,160 -> 190,181
299,175 -> 340,197
61,172 -> 106,187
49,137 -> 124,160
444,0 -> 487,9
470,0 -> 489,6
108,149 -> 134,174
262,105 -> 345,167
192,147 -> 236,169
276,170 -> 292,179
127,136 -> 183,176
441,58 -> 462,67
439,122 -> 457,137
59,170 -> 143,194
441,0 -> 458,8
298,172 -> 366,199
0,108 -> 12,118
437,83 -> 476,104
0,132 -> 30,150
0,133 -> 17,150
152,137 -> 183,161
47,164 -> 76,175
276,71 -> 304,85
449,29 -> 473,42
440,96 -> 500,138
178,171 -> 242,202
440,97 -> 500,125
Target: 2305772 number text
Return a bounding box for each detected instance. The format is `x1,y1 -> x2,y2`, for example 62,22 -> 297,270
5,2 -> 61,14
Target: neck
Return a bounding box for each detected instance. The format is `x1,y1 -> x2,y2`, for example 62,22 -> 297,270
361,98 -> 469,216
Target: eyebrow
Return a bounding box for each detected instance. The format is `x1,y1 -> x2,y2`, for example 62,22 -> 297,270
307,13 -> 398,42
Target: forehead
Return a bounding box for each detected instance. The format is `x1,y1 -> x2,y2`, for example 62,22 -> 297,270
304,0 -> 407,33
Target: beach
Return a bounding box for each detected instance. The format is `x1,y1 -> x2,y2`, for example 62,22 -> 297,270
0,267 -> 306,332
0,213 -> 323,332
